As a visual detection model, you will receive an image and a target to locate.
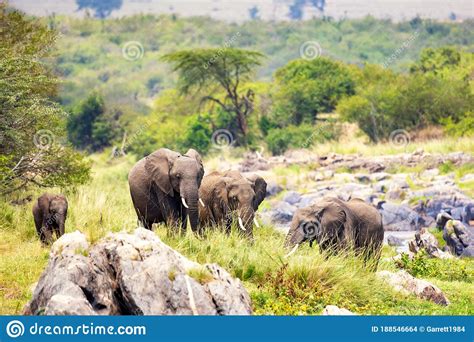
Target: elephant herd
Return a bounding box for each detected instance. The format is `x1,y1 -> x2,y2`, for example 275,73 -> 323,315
32,147 -> 385,263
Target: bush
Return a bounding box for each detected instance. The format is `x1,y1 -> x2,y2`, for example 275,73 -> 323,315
396,251 -> 473,282
271,58 -> 355,126
266,121 -> 340,155
442,112 -> 474,137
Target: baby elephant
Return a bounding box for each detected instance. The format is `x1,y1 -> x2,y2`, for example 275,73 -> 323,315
199,170 -> 267,239
32,193 -> 68,244
285,197 -> 384,263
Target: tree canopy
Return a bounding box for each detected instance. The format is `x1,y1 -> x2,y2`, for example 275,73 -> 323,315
0,4 -> 90,194
162,48 -> 264,143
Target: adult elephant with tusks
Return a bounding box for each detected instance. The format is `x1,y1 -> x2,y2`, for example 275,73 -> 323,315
198,170 -> 267,239
128,148 -> 204,233
284,197 -> 384,267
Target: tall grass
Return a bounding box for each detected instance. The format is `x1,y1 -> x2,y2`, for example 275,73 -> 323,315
0,140 -> 473,315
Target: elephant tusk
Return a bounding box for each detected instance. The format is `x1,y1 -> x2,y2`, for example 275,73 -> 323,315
238,216 -> 246,231
253,217 -> 260,228
181,197 -> 189,209
284,244 -> 299,258
199,198 -> 205,207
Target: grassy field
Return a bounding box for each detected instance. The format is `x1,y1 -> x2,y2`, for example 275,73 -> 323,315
0,138 -> 473,315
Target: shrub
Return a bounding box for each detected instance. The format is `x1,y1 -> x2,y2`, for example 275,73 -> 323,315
265,121 -> 340,155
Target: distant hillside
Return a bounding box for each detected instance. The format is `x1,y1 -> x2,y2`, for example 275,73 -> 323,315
10,0 -> 474,22
46,14 -> 473,115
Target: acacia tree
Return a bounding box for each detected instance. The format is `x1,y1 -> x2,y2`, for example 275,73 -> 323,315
162,48 -> 264,143
0,4 -> 90,195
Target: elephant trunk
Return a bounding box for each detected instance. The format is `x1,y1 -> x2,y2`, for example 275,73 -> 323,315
181,185 -> 200,232
284,223 -> 305,249
238,206 -> 254,238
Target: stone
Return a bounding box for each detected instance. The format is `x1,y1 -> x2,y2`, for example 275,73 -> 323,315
266,181 -> 283,197
443,219 -> 474,257
386,188 -> 405,201
371,172 -> 390,182
378,202 -> 423,231
283,191 -> 302,205
377,270 -> 450,305
269,201 -> 297,223
408,228 -> 453,259
387,235 -> 404,247
24,229 -> 252,315
322,305 -> 356,315
354,174 -> 370,183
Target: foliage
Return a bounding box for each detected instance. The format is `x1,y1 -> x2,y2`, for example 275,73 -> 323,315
396,251 -> 473,283
0,4 -> 90,195
47,14 -> 474,128
271,58 -> 355,126
441,112 -> 474,138
265,121 -> 340,155
76,0 -> 123,19
67,92 -> 122,152
162,48 -> 264,144
337,49 -> 473,142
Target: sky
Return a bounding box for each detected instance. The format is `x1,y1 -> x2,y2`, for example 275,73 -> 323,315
10,0 -> 474,22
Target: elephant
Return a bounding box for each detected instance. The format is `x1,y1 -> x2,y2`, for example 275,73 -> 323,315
284,197 -> 384,264
128,148 -> 204,233
32,193 -> 68,244
198,170 -> 267,238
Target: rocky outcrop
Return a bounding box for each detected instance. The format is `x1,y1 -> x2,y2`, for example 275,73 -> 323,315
377,270 -> 450,305
24,229 -> 252,315
441,216 -> 474,257
321,305 -> 356,315
408,228 -> 453,259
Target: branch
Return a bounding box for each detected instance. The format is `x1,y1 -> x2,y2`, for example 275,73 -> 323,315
200,96 -> 232,112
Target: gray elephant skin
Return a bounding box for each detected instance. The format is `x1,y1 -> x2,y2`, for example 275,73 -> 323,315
32,193 -> 68,244
199,170 -> 267,238
285,197 -> 384,262
128,148 -> 204,232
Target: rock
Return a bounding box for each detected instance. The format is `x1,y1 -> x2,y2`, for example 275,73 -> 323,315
239,152 -> 270,172
377,270 -> 450,305
386,188 -> 406,201
443,219 -> 474,257
371,172 -> 390,182
283,191 -> 302,205
354,174 -> 370,183
266,181 -> 283,197
322,305 -> 356,315
378,202 -> 424,231
408,228 -> 453,259
387,235 -> 404,247
421,169 -> 440,179
24,229 -> 252,315
269,201 -> 297,224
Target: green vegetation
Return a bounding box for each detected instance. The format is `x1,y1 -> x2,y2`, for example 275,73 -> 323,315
67,92 -> 123,151
0,4 -> 90,195
39,12 -> 473,156
396,251 -> 473,283
1,150 -> 473,315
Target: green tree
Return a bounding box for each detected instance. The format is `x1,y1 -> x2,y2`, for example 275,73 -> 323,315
76,0 -> 123,18
0,4 -> 90,195
67,92 -> 121,151
162,48 -> 264,144
271,57 -> 355,127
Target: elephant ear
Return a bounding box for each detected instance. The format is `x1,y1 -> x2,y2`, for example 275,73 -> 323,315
145,149 -> 180,196
38,194 -> 51,215
319,201 -> 346,240
246,174 -> 267,210
185,148 -> 204,183
214,178 -> 230,210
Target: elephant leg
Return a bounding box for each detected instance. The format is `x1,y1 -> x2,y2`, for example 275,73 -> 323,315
41,225 -> 53,245
179,209 -> 188,235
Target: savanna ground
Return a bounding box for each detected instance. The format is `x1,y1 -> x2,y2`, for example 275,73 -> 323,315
1,137 -> 473,315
